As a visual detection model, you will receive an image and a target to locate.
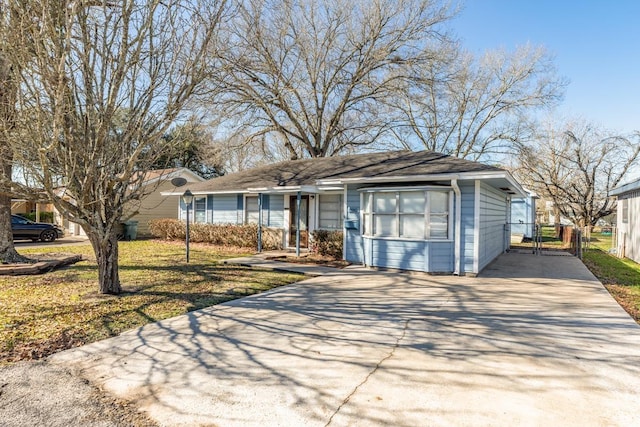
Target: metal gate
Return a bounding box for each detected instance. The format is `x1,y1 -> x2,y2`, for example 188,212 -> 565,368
506,223 -> 584,259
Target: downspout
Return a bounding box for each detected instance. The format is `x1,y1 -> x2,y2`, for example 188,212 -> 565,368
452,179 -> 461,276
296,191 -> 301,257
257,193 -> 262,253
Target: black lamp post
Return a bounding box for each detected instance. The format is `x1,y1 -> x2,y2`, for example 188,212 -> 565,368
182,189 -> 194,263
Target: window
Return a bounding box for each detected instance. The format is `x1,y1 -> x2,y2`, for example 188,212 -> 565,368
374,192 -> 397,236
428,191 -> 448,239
622,198 -> 629,224
399,191 -> 425,238
245,196 -> 259,224
362,189 -> 450,240
194,197 -> 206,223
318,194 -> 343,230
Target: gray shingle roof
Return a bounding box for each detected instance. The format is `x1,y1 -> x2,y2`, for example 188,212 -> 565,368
187,150 -> 504,193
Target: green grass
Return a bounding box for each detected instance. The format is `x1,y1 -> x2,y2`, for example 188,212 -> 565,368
583,248 -> 640,323
0,241 -> 304,364
539,226 -> 564,246
584,231 -> 614,251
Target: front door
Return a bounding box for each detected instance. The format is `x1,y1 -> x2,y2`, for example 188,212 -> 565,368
289,195 -> 309,248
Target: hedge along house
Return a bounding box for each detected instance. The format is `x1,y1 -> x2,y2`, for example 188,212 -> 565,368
165,150 -> 526,275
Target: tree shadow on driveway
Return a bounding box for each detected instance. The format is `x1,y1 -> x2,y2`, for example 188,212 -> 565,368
50,255 -> 640,426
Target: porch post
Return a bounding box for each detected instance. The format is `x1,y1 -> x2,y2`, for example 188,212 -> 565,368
296,191 -> 301,257
257,193 -> 263,253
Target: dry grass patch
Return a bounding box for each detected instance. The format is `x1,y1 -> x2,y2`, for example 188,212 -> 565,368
582,249 -> 640,324
0,240 -> 303,364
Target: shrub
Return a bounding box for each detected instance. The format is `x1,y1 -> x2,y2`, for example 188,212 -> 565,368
148,218 -> 283,250
21,212 -> 55,223
310,230 -> 343,259
148,218 -> 185,240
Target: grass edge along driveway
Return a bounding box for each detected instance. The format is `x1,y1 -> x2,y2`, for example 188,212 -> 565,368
0,240 -> 304,365
583,249 -> 640,324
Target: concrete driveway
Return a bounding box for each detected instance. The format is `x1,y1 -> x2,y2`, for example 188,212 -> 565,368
50,253 -> 640,426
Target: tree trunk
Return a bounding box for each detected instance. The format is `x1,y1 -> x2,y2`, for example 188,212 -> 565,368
88,231 -> 121,294
0,51 -> 28,264
0,185 -> 28,264
553,205 -> 562,238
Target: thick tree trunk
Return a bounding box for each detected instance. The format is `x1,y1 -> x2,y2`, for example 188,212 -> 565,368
88,231 -> 121,294
0,52 -> 28,264
0,185 -> 28,264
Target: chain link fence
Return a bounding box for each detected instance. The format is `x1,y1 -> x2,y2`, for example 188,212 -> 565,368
507,223 -> 616,260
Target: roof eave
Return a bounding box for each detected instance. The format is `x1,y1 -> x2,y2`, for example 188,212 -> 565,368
315,171 -> 528,197
611,179 -> 640,196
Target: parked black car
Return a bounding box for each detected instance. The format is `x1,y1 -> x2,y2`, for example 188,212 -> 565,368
11,215 -> 64,242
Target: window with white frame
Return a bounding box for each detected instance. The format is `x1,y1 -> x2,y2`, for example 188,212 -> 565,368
245,196 -> 259,224
622,198 -> 628,223
362,189 -> 450,240
318,194 -> 343,230
194,196 -> 207,223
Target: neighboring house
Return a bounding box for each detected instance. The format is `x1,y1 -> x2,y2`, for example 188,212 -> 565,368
61,168 -> 204,237
541,200 -> 574,226
611,178 -> 640,263
11,199 -> 57,222
165,150 -> 526,276
125,168 -> 205,236
510,189 -> 538,239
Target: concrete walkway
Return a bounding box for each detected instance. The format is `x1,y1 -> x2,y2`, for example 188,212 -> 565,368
50,253 -> 640,426
222,252 -> 352,276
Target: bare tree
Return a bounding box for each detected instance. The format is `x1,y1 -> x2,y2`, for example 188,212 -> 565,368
397,44 -> 566,161
0,4 -> 29,263
515,121 -> 640,228
209,0 -> 454,159
5,0 -> 227,293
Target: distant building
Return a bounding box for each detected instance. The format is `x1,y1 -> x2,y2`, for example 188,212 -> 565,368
510,189 -> 537,239
611,179 -> 640,263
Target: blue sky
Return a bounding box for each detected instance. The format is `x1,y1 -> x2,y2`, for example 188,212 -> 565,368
452,0 -> 639,135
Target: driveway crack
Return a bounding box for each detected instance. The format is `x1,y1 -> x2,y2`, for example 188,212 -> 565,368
324,318 -> 410,427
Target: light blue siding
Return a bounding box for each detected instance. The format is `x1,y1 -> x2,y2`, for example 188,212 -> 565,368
344,186 -> 364,263
458,181 -> 476,274
362,238 -> 454,273
206,195 -> 214,223
211,195 -> 238,224
236,195 -> 243,223
429,241 -> 454,272
478,182 -> 508,271
371,239 -> 426,271
267,195 -> 285,228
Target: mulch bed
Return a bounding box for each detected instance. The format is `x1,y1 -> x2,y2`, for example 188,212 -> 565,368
0,255 -> 83,276
266,254 -> 350,268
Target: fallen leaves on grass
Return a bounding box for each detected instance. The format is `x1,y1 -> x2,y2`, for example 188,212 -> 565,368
582,249 -> 640,324
604,284 -> 640,323
1,240 -> 303,365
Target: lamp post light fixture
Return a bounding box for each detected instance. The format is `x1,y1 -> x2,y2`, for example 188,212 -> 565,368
182,189 -> 194,263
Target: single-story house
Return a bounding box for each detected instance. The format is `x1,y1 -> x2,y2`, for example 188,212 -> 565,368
165,150 -> 526,275
611,178 -> 640,263
510,189 -> 538,239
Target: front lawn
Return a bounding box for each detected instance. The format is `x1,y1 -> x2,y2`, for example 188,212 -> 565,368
0,241 -> 304,364
583,249 -> 640,323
